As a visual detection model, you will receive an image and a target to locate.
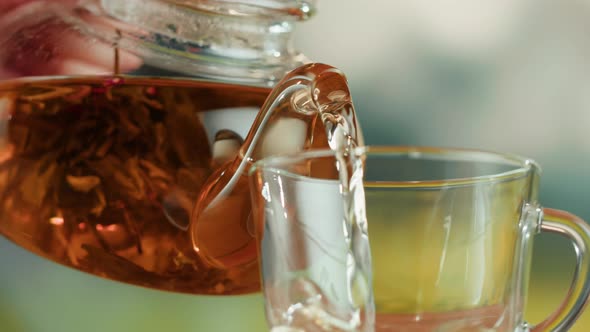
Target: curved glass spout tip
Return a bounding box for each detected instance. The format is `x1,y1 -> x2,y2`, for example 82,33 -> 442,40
190,62 -> 364,271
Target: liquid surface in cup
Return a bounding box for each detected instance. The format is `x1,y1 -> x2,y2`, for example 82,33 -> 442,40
0,77 -> 269,295
365,177 -> 531,331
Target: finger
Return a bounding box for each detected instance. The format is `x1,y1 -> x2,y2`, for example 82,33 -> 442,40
57,29 -> 143,73
55,58 -> 114,76
1,18 -> 142,77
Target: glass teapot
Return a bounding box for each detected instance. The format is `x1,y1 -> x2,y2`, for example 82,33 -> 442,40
0,0 -> 364,298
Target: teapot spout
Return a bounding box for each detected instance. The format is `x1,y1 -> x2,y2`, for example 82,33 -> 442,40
190,63 -> 364,269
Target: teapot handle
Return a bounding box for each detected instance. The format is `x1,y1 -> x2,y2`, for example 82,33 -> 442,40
191,63 -> 364,270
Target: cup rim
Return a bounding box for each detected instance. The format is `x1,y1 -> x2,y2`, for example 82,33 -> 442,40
250,145 -> 540,188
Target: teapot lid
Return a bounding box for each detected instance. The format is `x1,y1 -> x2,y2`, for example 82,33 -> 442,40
0,0 -> 317,85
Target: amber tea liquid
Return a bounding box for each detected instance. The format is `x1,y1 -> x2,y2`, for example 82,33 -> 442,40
0,76 -> 270,295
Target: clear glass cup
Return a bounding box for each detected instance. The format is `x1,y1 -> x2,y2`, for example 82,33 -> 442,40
249,146 -> 590,331
249,146 -> 375,331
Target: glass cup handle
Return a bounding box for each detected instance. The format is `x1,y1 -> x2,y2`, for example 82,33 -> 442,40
531,208 -> 590,331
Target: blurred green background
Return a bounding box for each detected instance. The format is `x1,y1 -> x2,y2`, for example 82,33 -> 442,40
2,0 -> 590,331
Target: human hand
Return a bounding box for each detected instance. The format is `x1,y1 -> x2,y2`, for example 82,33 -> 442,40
0,0 -> 142,79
